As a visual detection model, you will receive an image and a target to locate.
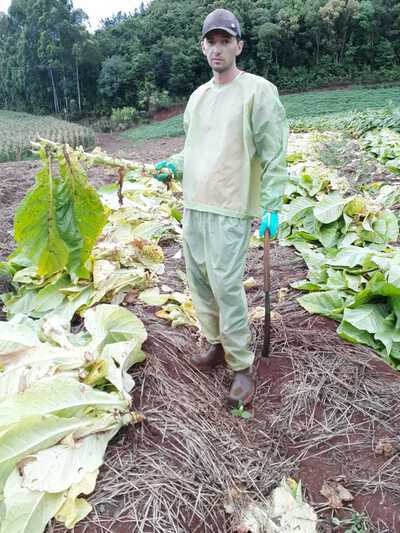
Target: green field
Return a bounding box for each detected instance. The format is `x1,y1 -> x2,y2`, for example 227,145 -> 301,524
122,85 -> 400,143
0,111 -> 95,162
1,85 -> 399,162
283,86 -> 400,118
122,114 -> 185,143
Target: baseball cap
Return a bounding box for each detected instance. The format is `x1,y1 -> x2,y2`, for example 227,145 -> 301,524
202,8 -> 241,39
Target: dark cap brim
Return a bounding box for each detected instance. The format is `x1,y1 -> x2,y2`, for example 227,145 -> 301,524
202,26 -> 239,38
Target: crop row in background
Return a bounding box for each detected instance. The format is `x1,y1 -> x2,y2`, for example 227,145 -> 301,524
0,111 -> 95,162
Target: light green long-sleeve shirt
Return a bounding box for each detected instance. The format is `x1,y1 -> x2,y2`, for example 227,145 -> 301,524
170,72 -> 289,219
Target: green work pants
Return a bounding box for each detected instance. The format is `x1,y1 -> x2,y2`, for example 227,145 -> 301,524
182,209 -> 254,371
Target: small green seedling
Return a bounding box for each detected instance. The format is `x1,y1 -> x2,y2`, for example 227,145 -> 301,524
230,401 -> 252,419
332,511 -> 369,533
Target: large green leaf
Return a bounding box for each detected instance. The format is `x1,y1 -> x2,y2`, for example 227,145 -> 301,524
388,263 -> 400,288
342,304 -> 388,335
337,320 -> 379,350
337,232 -> 358,249
360,211 -> 399,244
299,211 -> 320,240
139,287 -> 169,306
0,345 -> 85,400
284,197 -> 317,225
293,243 -> 326,274
0,321 -> 40,355
313,193 -> 346,224
387,158 -> 400,174
326,246 -> 372,268
84,305 -> 147,397
291,280 -> 324,292
297,290 -> 346,320
345,273 -> 366,292
316,221 -> 340,248
376,185 -> 400,208
374,314 -> 400,355
0,376 -> 127,428
84,304 -> 147,347
353,272 -> 400,306
326,268 -> 347,290
0,415 -> 94,488
14,160 -> 69,277
21,430 -> 115,493
89,265 -> 151,305
57,157 -> 107,280
391,343 -> 400,362
343,304 -> 400,358
0,469 -> 65,533
391,297 -> 400,329
12,149 -> 107,280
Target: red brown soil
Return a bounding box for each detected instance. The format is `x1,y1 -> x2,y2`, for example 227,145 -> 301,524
1,135 -> 400,532
95,132 -> 184,163
259,351 -> 400,531
152,104 -> 186,122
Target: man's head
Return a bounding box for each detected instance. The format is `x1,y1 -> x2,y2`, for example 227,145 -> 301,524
201,9 -> 243,74
202,8 -> 241,39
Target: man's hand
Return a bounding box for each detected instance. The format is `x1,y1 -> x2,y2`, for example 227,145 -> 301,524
153,160 -> 176,183
259,210 -> 279,239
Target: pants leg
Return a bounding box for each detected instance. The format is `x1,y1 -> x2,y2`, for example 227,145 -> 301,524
204,213 -> 254,371
182,210 -> 220,343
183,209 -> 254,371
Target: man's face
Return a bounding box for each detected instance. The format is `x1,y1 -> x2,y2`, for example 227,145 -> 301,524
201,30 -> 243,73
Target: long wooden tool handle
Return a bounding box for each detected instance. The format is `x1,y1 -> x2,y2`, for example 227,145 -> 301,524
263,230 -> 271,292
262,230 -> 271,358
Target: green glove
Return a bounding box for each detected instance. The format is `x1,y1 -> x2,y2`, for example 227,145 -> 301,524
259,210 -> 279,239
154,160 -> 176,183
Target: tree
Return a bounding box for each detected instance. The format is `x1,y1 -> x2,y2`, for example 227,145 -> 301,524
1,0 -> 400,115
0,0 -> 95,113
98,55 -> 131,107
320,0 -> 360,64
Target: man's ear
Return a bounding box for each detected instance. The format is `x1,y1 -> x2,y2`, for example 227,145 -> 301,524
236,39 -> 244,56
200,38 -> 207,56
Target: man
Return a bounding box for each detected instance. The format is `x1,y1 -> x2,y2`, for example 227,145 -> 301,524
154,8 -> 289,406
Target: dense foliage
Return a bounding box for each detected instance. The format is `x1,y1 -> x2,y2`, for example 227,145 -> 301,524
0,0 -> 399,116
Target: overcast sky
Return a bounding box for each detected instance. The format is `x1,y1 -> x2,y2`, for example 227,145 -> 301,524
0,0 -> 150,30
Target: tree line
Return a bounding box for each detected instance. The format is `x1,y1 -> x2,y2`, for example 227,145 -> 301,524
0,0 -> 399,116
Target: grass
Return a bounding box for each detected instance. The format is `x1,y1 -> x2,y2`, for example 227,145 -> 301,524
121,114 -> 184,143
122,85 -> 400,143
0,110 -> 95,162
282,86 -> 400,118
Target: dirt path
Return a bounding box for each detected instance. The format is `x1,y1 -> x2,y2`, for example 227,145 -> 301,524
1,134 -> 399,532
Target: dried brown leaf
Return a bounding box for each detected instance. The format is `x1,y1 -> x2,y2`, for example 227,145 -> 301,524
124,290 -> 138,304
320,481 -> 353,509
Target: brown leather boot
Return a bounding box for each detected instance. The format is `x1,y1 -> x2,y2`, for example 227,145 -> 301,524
228,367 -> 255,406
190,343 -> 225,370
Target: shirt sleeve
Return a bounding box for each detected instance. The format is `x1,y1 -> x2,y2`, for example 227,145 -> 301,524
169,104 -> 190,181
251,83 -> 289,212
